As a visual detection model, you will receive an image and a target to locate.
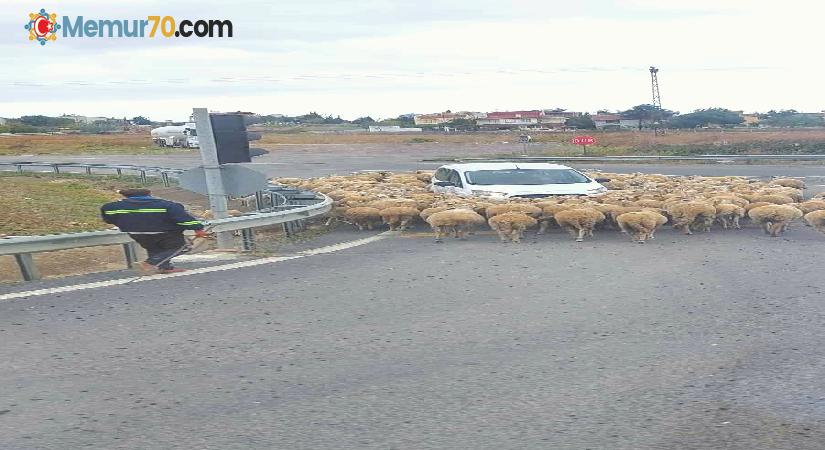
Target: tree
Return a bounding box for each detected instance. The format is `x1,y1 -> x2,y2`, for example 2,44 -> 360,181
565,114 -> 596,129
377,115 -> 415,127
352,116 -> 376,126
295,112 -> 325,124
620,104 -> 675,129
322,115 -> 346,124
444,118 -> 477,131
19,115 -> 75,127
761,110 -> 824,127
131,116 -> 152,125
667,108 -> 744,128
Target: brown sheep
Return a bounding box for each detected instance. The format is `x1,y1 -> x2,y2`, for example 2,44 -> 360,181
488,212 -> 538,243
425,209 -> 486,242
771,178 -> 805,189
554,208 -> 606,242
344,207 -> 382,231
379,206 -> 420,231
420,206 -> 451,221
368,199 -> 419,210
747,205 -> 803,237
750,194 -> 795,205
804,210 -> 825,235
485,203 -> 542,219
667,202 -> 716,234
714,204 -> 746,230
537,203 -> 571,234
616,211 -> 668,243
797,200 -> 825,214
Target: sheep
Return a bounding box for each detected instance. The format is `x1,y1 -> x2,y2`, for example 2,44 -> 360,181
271,169 -> 824,242
714,204 -> 746,230
747,204 -> 803,237
666,201 -> 716,234
368,199 -> 419,210
797,200 -> 825,214
420,206 -> 451,221
749,194 -> 795,205
537,203 -> 571,234
708,194 -> 749,208
379,206 -> 420,231
488,212 -> 538,243
485,203 -> 543,219
616,211 -> 668,243
554,208 -> 606,242
343,207 -> 382,230
771,178 -> 805,189
425,209 -> 486,242
804,210 -> 825,235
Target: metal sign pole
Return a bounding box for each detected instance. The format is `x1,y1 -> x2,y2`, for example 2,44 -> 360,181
192,108 -> 234,249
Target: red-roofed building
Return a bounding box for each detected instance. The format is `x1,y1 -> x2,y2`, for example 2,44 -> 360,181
477,110 -> 544,129
414,111 -> 480,126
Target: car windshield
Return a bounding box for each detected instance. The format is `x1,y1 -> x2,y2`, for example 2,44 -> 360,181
464,169 -> 590,185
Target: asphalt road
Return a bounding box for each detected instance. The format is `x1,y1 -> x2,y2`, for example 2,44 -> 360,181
2,145 -> 825,448
3,224 -> 825,449
2,146 -> 825,181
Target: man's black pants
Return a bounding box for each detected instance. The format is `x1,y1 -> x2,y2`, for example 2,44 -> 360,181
128,231 -> 187,270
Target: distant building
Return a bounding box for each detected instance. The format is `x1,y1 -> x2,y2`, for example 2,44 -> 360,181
476,110 -> 544,129
0,117 -> 7,125
592,114 -> 643,129
739,112 -> 760,126
61,114 -> 108,124
414,111 -> 479,126
368,125 -> 422,133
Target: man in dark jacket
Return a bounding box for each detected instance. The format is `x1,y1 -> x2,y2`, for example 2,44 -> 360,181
101,188 -> 208,274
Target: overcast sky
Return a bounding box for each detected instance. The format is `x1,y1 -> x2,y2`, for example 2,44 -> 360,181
3,0 -> 824,121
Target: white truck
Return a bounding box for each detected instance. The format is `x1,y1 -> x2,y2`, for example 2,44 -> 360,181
150,123 -> 199,148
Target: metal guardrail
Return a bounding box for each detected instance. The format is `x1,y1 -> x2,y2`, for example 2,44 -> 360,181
0,161 -> 185,186
0,194 -> 332,281
0,160 -> 332,280
423,154 -> 825,163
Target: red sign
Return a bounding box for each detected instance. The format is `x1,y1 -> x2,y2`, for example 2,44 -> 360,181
572,135 -> 596,145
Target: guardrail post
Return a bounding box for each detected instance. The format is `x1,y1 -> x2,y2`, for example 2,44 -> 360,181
116,168 -> 122,176
14,253 -> 41,281
255,191 -> 266,211
241,228 -> 256,251
122,242 -> 138,268
52,164 -> 60,174
16,164 -> 23,174
85,166 -> 93,175
139,170 -> 147,184
161,172 -> 170,187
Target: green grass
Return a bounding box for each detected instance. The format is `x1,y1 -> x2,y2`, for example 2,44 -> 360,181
0,172 -> 160,236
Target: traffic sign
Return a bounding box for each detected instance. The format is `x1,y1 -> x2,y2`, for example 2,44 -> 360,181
179,165 -> 268,196
572,135 -> 596,145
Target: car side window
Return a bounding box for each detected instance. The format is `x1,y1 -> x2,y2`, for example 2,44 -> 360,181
434,168 -> 450,181
448,170 -> 463,187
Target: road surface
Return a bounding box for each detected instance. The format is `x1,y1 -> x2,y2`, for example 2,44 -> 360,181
2,224 -> 825,449
2,146 -> 825,448
2,145 -> 825,181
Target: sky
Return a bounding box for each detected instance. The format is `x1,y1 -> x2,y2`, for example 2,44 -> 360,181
2,0 -> 824,121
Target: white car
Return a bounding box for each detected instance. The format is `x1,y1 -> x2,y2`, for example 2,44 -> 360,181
430,162 -> 609,198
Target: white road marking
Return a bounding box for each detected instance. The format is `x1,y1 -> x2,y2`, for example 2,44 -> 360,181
0,233 -> 391,301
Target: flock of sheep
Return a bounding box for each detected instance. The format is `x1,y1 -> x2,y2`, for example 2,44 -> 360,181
272,171 -> 825,244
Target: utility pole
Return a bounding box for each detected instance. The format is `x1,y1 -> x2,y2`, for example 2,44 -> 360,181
649,66 -> 663,135
192,108 -> 234,249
